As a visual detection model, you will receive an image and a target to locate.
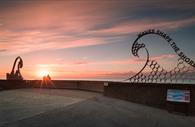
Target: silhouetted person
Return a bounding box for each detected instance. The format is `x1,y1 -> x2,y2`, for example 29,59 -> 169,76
47,74 -> 51,80
43,76 -> 47,81
41,74 -> 54,88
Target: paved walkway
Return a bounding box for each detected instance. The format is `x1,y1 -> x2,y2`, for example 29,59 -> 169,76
0,89 -> 195,127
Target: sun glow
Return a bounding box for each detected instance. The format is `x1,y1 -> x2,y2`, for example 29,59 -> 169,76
37,70 -> 49,78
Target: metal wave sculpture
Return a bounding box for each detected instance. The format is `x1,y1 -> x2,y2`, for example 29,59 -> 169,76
128,29 -> 195,83
6,56 -> 23,80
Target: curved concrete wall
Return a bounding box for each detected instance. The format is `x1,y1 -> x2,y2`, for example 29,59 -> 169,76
1,79 -> 195,115
0,80 -> 27,90
0,80 -> 104,93
104,82 -> 195,116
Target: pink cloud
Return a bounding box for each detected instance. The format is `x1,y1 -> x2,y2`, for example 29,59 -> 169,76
1,16 -> 194,55
0,29 -> 108,54
152,54 -> 176,60
35,54 -> 175,67
97,54 -> 176,65
1,1 -> 195,55
71,61 -> 89,65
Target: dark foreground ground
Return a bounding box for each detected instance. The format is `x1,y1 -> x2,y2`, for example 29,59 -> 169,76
0,89 -> 195,127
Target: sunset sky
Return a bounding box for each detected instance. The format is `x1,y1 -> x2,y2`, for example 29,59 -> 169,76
0,0 -> 195,80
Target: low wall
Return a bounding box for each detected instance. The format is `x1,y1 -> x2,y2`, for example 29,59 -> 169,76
104,82 -> 195,116
0,80 -> 27,90
1,79 -> 195,115
0,80 -> 104,92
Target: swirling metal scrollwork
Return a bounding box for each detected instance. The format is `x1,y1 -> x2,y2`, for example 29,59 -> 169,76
128,29 -> 195,83
6,56 -> 23,80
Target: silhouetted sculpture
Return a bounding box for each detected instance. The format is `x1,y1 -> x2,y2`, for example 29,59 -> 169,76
6,56 -> 23,80
127,29 -> 195,83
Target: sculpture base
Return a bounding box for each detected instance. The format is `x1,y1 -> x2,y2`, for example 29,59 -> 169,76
6,73 -> 23,80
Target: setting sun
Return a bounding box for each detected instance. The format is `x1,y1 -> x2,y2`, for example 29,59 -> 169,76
37,70 -> 49,78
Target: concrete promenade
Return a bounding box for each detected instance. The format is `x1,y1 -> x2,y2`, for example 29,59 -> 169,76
0,89 -> 195,127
